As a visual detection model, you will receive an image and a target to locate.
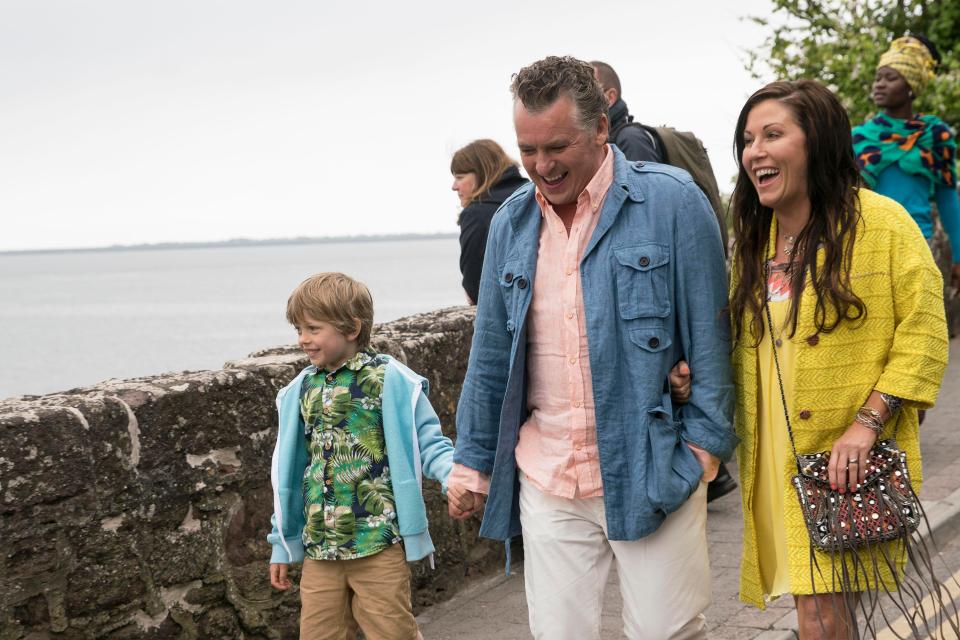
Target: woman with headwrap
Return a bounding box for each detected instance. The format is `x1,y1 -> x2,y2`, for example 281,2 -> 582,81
853,35 -> 960,336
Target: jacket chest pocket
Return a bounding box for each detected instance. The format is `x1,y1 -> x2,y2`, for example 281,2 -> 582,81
614,244 -> 671,319
499,261 -> 528,333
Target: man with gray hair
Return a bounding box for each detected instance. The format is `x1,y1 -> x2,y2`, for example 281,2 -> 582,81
448,56 -> 736,639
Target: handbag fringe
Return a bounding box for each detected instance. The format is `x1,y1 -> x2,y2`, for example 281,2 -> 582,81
806,486 -> 960,638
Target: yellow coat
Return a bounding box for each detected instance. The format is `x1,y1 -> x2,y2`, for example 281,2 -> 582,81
732,189 -> 949,608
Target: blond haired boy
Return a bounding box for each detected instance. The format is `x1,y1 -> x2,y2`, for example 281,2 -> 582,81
267,272 -> 471,639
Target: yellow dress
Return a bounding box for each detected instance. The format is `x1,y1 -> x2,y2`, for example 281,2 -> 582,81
753,281 -> 794,599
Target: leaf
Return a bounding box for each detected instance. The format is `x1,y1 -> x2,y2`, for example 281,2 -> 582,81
357,364 -> 385,398
301,386 -> 324,426
324,386 -> 353,425
323,506 -> 355,547
358,476 -> 394,515
331,453 -> 372,487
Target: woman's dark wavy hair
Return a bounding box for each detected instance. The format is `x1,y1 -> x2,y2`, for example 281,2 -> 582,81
729,80 -> 865,344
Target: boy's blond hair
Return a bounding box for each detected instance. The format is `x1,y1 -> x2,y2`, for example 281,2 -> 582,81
286,272 -> 374,348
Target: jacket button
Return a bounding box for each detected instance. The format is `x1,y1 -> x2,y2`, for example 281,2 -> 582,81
516,277 -> 528,289
799,410 -> 812,420
648,336 -> 660,349
806,334 -> 820,346
503,272 -> 514,284
638,256 -> 650,267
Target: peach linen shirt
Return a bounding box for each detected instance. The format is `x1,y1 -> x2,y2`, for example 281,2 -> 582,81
450,146 -> 614,499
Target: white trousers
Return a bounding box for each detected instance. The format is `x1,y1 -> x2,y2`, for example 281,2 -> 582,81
519,474 -> 711,640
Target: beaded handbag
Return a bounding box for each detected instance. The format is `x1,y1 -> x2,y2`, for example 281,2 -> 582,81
792,441 -> 919,549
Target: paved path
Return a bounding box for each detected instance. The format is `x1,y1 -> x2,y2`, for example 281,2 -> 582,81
418,338 -> 960,639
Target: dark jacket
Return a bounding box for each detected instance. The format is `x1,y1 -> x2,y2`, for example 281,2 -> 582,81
458,165 -> 529,303
608,98 -> 663,163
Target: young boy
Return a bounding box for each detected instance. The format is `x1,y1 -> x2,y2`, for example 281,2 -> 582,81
267,272 -> 472,640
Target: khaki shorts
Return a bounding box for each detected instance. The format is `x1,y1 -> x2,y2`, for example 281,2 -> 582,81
299,544 -> 418,640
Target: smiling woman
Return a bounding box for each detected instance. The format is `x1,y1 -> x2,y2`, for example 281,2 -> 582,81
728,79 -> 950,638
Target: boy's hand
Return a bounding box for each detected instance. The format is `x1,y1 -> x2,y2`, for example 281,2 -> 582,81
270,563 -> 292,590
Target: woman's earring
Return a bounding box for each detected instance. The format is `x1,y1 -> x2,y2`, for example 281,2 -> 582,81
909,90 -> 915,99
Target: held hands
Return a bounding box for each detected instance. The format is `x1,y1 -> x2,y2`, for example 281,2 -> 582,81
828,422 -> 879,493
269,563 -> 292,590
447,482 -> 485,520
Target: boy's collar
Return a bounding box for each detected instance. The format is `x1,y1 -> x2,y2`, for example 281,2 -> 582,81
311,350 -> 375,376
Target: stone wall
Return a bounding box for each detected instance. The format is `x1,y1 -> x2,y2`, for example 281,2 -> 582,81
0,306 -> 499,639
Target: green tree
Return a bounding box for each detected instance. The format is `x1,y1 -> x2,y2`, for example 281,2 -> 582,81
745,0 -> 960,127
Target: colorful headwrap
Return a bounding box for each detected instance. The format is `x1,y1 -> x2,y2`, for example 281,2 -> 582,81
877,36 -> 936,96
853,114 -> 957,193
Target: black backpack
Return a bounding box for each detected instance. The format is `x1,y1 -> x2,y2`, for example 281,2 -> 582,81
612,121 -> 729,253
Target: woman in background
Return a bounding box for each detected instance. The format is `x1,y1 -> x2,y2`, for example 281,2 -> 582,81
451,139 -> 528,304
853,35 -> 959,335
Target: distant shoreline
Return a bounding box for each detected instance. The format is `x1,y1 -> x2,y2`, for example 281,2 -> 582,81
0,232 -> 459,257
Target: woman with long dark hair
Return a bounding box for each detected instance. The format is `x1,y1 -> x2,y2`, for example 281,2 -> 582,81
729,80 -> 949,637
853,35 -> 959,335
450,139 -> 528,304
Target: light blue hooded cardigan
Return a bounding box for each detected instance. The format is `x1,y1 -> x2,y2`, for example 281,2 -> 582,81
267,356 -> 454,565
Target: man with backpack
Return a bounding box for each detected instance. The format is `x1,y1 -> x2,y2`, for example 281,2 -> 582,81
590,61 -> 664,164
591,60 -> 738,503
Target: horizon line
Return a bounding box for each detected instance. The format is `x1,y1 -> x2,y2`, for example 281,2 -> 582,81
0,232 -> 460,257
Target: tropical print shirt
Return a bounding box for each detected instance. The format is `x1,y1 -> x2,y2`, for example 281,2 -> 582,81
300,350 -> 401,561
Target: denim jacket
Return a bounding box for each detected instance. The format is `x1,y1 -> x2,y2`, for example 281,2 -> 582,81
453,146 -> 737,542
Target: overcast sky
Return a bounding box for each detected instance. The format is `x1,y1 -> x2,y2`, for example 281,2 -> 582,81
1,0 -> 774,251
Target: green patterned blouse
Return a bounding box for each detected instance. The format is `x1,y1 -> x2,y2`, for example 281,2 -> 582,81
300,350 -> 401,561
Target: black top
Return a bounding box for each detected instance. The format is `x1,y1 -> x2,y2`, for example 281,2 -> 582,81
458,165 -> 529,304
608,98 -> 663,163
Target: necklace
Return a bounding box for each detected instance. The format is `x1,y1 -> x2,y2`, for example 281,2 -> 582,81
783,234 -> 798,256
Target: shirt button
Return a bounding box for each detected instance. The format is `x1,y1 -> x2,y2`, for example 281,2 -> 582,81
806,334 -> 820,346
799,410 -> 812,420
566,268 -> 574,276
516,277 -> 528,289
573,400 -> 582,408
503,272 -> 514,284
569,356 -> 577,364
648,337 -> 660,349
575,444 -> 583,451
567,311 -> 575,319
639,256 -> 650,267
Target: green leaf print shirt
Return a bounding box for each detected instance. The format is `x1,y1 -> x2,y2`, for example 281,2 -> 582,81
300,350 -> 401,561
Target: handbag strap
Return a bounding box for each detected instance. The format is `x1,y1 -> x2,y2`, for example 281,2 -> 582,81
761,260 -> 804,473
